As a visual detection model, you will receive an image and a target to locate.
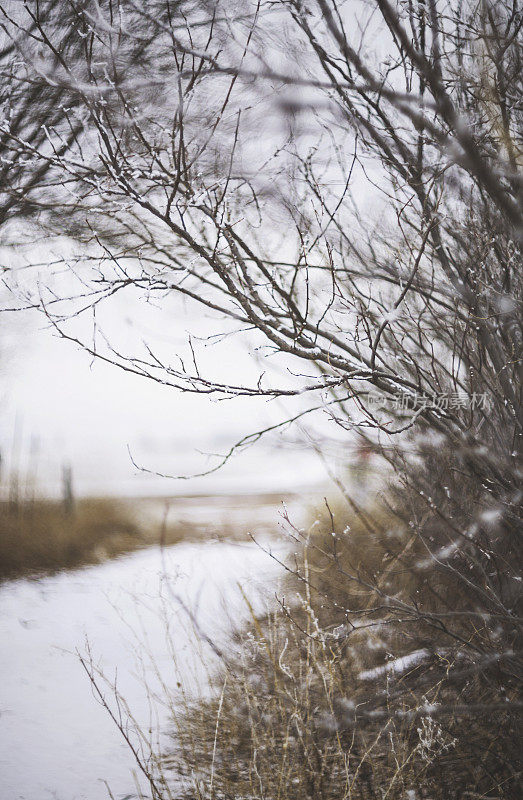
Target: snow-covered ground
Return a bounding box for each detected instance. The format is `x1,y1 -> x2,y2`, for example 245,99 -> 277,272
0,531 -> 287,800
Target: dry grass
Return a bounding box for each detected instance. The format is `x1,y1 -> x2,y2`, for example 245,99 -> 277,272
0,492 -> 291,580
0,497 -> 146,579
153,495 -> 521,800
0,496 -> 210,579
160,509 -> 433,800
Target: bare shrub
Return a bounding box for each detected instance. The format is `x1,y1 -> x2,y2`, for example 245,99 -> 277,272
1,0 -> 521,796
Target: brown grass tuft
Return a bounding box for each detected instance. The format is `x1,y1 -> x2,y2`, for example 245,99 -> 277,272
0,497 -> 144,579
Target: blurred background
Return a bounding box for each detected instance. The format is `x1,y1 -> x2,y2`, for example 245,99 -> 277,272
0,289 -> 329,501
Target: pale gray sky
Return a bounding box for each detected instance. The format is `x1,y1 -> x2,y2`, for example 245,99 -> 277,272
0,288 -> 329,497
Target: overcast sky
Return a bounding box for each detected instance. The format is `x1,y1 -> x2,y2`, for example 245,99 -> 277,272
0,285 -> 330,498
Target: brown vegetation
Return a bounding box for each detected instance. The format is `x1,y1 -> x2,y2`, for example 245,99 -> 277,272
0,492 -> 294,580
163,489 -> 521,800
0,497 -> 143,579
